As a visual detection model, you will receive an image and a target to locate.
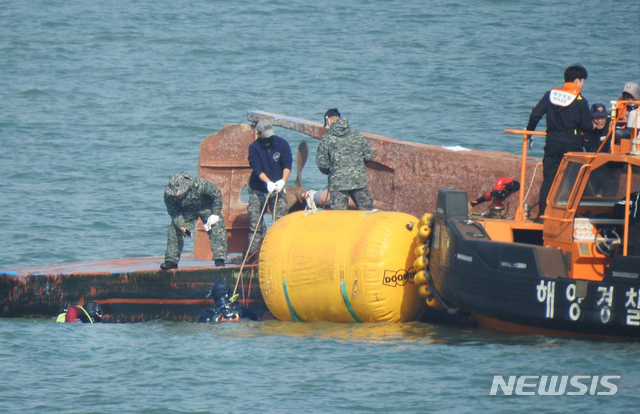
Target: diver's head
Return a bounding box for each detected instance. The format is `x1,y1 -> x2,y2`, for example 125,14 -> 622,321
83,301 -> 103,322
210,280 -> 231,302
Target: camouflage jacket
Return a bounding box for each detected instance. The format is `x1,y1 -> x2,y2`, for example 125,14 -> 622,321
316,117 -> 374,191
164,177 -> 222,230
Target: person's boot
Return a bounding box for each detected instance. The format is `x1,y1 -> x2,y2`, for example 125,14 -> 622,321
160,261 -> 178,270
214,259 -> 225,267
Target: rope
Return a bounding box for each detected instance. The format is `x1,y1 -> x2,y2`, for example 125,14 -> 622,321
426,274 -> 458,315
320,185 -> 330,209
273,191 -> 279,222
233,193 -> 271,297
246,266 -> 255,308
304,190 -> 318,214
524,162 -> 542,209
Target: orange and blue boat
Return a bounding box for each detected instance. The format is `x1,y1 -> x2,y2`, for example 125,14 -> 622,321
423,100 -> 640,339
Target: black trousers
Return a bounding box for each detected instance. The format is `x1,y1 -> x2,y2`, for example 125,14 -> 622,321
539,141 -> 582,215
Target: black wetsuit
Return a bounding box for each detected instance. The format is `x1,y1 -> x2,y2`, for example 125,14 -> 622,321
198,297 -> 256,322
527,88 -> 593,215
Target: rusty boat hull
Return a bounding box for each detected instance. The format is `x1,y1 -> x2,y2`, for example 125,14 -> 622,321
0,256 -> 266,322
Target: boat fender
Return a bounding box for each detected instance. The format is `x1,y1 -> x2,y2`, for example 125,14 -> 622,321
417,225 -> 432,242
413,255 -> 428,271
418,213 -> 433,227
414,244 -> 429,258
414,270 -> 427,286
418,284 -> 431,298
426,296 -> 444,310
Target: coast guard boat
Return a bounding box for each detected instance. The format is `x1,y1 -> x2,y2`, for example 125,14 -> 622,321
423,100 -> 640,339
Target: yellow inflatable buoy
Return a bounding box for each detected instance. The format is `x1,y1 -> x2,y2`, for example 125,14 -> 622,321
259,210 -> 422,323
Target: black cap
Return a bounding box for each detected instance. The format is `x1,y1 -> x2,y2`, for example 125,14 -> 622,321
324,108 -> 340,127
590,103 -> 608,118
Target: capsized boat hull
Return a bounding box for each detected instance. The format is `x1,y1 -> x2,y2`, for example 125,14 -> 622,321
0,255 -> 268,322
1,112 -> 545,322
428,190 -> 640,339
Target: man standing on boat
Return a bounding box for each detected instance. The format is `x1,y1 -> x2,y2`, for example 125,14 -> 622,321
246,120 -> 292,263
526,65 -> 594,216
161,172 -> 228,270
316,108 -> 374,210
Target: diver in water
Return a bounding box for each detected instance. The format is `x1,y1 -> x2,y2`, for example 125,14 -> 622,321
57,301 -> 103,323
198,280 -> 251,322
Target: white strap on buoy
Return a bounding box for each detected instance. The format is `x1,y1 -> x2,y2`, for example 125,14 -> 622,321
305,190 -> 318,214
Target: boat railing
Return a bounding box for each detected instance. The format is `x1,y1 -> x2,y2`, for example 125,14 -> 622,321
504,129 -> 547,221
605,100 -> 640,155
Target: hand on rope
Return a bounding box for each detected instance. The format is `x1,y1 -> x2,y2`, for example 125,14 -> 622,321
274,179 -> 285,193
266,181 -> 276,194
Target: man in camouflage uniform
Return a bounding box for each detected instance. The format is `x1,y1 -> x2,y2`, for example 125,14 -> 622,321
161,172 -> 227,270
316,108 -> 375,210
246,120 -> 292,263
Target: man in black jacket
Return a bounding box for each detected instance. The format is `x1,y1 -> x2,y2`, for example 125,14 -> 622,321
246,120 -> 292,262
582,103 -> 611,153
526,65 -> 594,215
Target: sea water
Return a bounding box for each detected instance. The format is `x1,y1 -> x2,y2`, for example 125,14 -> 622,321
1,0 -> 639,412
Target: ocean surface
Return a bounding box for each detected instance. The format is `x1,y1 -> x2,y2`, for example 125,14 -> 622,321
1,0 -> 639,412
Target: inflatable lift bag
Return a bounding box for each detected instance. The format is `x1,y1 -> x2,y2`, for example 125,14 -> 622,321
259,210 -> 423,322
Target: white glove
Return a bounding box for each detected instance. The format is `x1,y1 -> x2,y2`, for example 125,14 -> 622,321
266,181 -> 276,194
203,214 -> 220,231
274,179 -> 285,193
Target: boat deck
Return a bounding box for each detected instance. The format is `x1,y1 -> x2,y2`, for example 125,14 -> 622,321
0,254 -> 236,277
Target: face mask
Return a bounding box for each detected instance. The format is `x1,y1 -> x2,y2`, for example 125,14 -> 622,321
262,137 -> 273,145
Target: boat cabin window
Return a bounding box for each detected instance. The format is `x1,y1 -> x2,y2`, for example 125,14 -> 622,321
577,162 -> 640,216
582,162 -> 640,199
553,161 -> 584,206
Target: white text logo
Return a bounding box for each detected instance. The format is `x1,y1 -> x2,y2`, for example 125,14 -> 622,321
490,375 -> 620,396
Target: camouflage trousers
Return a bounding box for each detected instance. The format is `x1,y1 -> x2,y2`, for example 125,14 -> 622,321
330,187 -> 374,210
247,189 -> 289,257
164,210 -> 228,264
